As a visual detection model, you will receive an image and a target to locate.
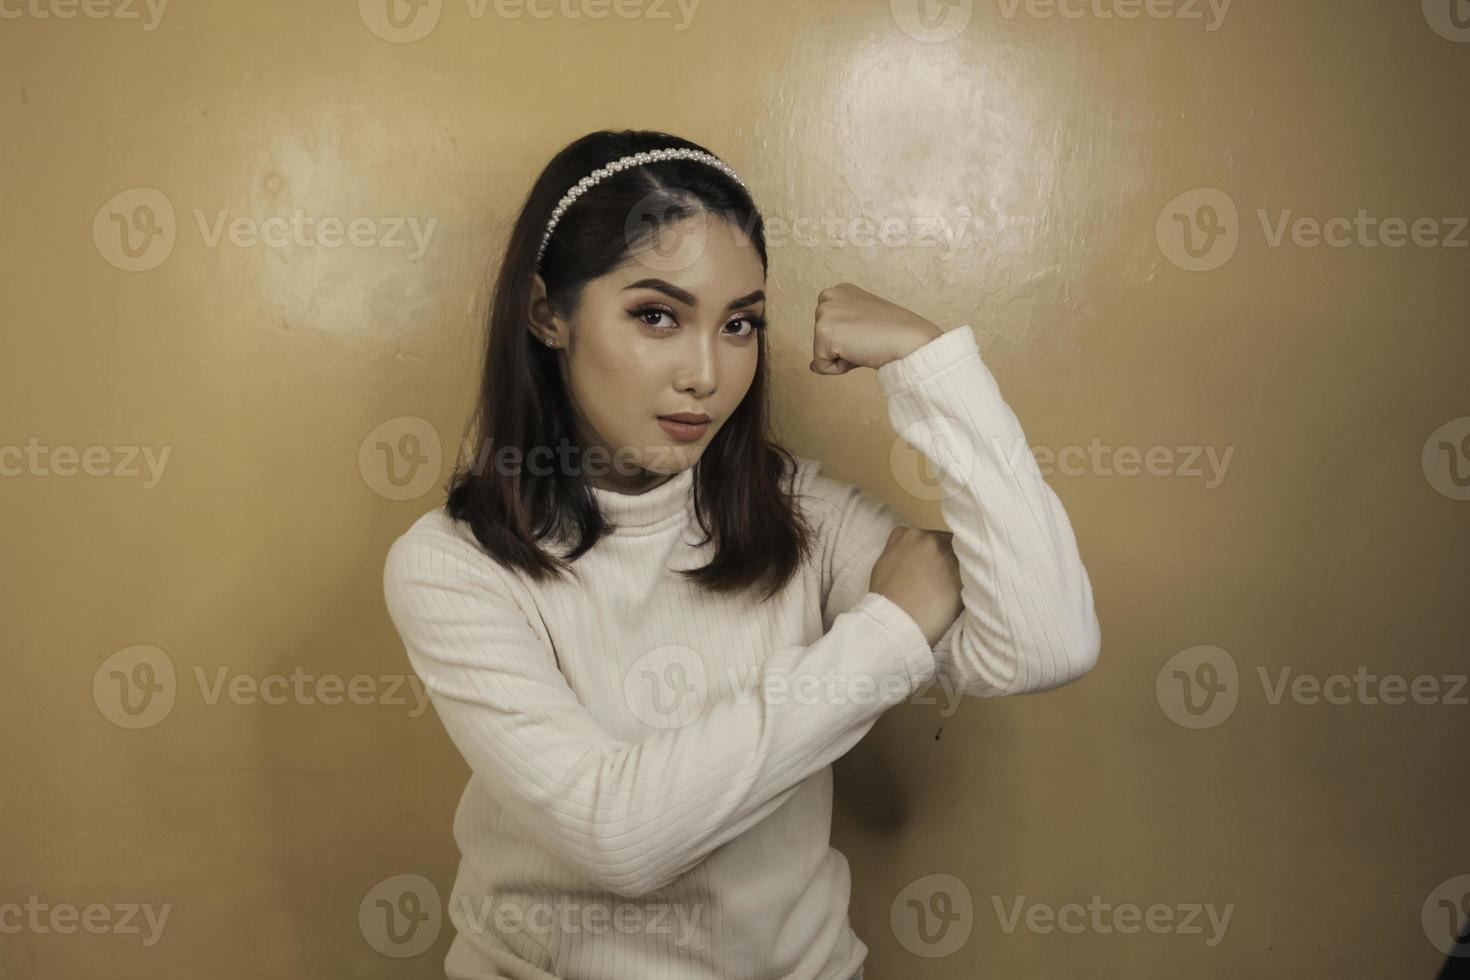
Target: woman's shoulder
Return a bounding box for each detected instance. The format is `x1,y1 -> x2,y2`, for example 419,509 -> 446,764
784,452 -> 859,495
392,505 -> 477,555
382,505 -> 524,603
782,453 -> 870,525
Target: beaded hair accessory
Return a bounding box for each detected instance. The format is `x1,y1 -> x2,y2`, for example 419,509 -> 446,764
536,147 -> 748,266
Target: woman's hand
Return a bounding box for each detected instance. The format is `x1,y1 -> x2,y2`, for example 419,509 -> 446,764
868,526 -> 963,648
809,282 -> 943,375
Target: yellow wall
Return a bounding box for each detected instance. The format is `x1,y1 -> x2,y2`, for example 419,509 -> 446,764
3,0 -> 1467,976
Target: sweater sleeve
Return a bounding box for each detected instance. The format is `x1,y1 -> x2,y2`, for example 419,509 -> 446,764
804,323 -> 1101,698
382,524 -> 937,900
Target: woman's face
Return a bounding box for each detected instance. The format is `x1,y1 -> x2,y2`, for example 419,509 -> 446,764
532,214 -> 767,494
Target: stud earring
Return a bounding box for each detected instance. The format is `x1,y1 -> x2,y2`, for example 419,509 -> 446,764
544,337 -> 555,347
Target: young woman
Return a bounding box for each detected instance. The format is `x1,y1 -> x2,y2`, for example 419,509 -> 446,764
383,129 -> 1101,980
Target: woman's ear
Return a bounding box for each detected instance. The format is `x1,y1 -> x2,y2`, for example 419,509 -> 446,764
527,273 -> 562,348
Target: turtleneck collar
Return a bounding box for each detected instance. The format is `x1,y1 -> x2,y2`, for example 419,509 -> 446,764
588,465 -> 696,531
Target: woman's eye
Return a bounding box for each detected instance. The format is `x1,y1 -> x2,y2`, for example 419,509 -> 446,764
632,307 -> 763,336
634,307 -> 675,329
726,314 -> 767,338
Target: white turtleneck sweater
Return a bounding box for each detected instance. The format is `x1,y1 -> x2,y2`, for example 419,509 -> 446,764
382,323 -> 1100,980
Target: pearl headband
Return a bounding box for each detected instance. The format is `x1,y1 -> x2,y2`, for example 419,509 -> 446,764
535,147 -> 748,266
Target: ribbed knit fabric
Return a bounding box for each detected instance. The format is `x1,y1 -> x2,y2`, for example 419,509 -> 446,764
382,323 -> 1101,980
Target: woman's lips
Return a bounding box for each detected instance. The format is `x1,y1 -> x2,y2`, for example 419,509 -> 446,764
657,417 -> 710,442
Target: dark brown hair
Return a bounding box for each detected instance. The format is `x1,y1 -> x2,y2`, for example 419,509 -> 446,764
445,129 -> 814,602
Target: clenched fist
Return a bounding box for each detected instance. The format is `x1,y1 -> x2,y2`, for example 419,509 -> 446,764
809,282 -> 942,375
868,525 -> 963,648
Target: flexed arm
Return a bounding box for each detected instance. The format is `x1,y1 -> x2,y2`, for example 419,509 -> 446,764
804,285 -> 1101,698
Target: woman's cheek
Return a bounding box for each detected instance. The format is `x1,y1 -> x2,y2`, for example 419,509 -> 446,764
727,346 -> 759,396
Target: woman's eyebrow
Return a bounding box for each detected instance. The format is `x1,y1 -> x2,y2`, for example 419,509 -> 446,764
623,278 -> 765,311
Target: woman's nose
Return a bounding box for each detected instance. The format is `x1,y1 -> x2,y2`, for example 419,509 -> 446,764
674,334 -> 719,395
